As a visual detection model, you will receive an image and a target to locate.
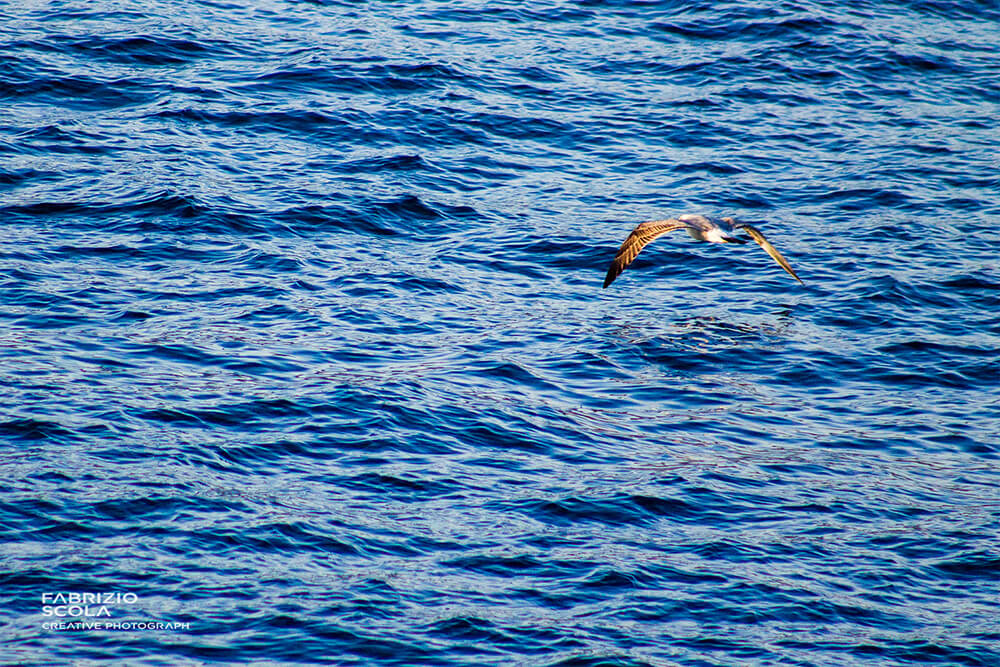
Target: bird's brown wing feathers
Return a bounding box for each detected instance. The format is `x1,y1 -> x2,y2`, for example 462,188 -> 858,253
603,219 -> 690,288
737,224 -> 804,285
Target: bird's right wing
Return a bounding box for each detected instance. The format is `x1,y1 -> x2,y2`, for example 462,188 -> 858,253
603,219 -> 691,288
737,224 -> 804,285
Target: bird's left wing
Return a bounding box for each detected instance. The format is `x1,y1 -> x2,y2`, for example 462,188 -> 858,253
737,224 -> 804,285
603,219 -> 691,288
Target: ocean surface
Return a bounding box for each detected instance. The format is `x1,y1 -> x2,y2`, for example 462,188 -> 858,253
2,1 -> 998,664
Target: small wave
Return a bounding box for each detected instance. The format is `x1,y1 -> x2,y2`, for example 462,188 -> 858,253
247,61 -> 471,96
652,15 -> 838,42
0,417 -> 80,443
10,34 -> 228,66
0,67 -> 159,109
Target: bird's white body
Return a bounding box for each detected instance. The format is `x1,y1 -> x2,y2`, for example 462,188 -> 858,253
688,226 -> 728,243
678,213 -> 741,243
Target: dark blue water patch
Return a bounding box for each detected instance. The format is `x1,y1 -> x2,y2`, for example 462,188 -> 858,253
0,418 -> 81,444
9,124 -> 120,156
243,61 -> 473,97
899,0 -> 1000,22
189,520 -> 361,558
234,302 -> 319,326
807,187 -> 916,211
154,107 -> 361,141
213,437 -> 343,473
2,295 -> 108,331
139,406 -> 280,431
367,193 -> 480,229
444,249 -> 552,284
372,395 -> 565,456
273,194 -> 480,241
410,5 -> 555,25
445,553 -> 602,582
48,242 -> 146,261
161,103 -> 527,182
123,340 -> 306,376
424,616 -> 525,657
931,552 -> 1000,582
5,189 -> 200,222
499,237 -> 613,280
926,431 -> 997,455
449,108 -> 585,145
549,658 -> 661,667
334,471 -> 465,503
8,34 -> 235,66
378,105 -> 505,148
0,68 -> 161,109
877,339 -> 999,362
941,275 -> 1000,308
785,348 -> 976,393
652,14 -> 840,43
0,166 -> 61,187
671,160 -> 746,177
768,639 -> 984,667
860,274 -> 984,312
436,153 -> 526,183
335,152 -> 435,175
271,201 -> 399,238
490,493 -> 707,529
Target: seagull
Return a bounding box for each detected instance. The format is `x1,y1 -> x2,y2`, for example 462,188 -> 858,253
603,213 -> 804,288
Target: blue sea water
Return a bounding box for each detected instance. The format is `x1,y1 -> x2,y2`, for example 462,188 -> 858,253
2,0 -> 999,664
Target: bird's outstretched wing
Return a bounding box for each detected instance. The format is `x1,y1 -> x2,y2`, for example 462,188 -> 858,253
603,219 -> 691,288
736,224 -> 804,285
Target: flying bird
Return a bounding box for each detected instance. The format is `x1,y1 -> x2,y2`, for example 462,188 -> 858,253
603,214 -> 804,288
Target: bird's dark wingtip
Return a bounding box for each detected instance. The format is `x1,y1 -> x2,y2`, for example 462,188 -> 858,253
602,266 -> 618,289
